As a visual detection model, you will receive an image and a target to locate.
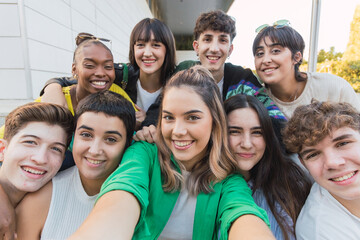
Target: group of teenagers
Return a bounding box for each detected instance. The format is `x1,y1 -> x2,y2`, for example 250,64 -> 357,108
0,9 -> 359,240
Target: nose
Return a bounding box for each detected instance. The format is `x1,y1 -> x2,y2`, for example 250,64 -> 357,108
240,133 -> 252,150
88,138 -> 103,155
143,43 -> 153,57
323,151 -> 346,170
95,66 -> 106,77
172,120 -> 187,137
209,39 -> 220,52
262,51 -> 272,64
30,146 -> 48,165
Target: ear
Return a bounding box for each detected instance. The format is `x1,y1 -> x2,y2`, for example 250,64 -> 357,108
0,139 -> 7,163
228,43 -> 234,58
298,154 -> 307,168
192,40 -> 199,55
293,51 -> 302,64
71,63 -> 77,76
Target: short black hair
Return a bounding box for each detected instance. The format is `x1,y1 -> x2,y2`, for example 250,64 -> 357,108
75,91 -> 135,149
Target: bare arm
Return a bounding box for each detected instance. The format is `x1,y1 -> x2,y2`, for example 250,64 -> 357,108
0,185 -> 15,240
15,181 -> 52,240
41,83 -> 67,108
229,214 -> 275,240
69,190 -> 140,240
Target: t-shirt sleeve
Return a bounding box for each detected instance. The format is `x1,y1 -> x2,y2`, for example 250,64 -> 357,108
218,174 -> 270,240
39,77 -> 77,96
97,141 -> 155,227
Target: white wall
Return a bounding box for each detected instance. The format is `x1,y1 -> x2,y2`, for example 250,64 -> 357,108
0,0 -> 152,100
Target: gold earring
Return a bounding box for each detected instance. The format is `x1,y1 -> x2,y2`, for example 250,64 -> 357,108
73,74 -> 77,79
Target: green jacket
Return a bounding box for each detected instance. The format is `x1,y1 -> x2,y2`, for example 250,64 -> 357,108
99,141 -> 269,240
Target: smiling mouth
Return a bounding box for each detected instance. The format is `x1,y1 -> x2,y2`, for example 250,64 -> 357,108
21,166 -> 46,175
331,171 -> 357,182
207,56 -> 220,61
91,81 -> 106,86
263,68 -> 277,73
143,60 -> 156,64
238,153 -> 254,158
86,158 -> 105,165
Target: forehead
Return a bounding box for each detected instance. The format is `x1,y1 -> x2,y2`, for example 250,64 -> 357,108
163,87 -> 210,113
200,29 -> 231,38
77,43 -> 112,61
10,122 -> 67,144
228,108 -> 260,126
76,112 -> 126,134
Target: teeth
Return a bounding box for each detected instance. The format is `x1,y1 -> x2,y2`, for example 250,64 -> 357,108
174,141 -> 192,147
332,172 -> 356,182
92,81 -> 106,86
208,57 -> 219,60
22,167 -> 45,175
86,158 -> 103,165
264,69 -> 274,72
143,60 -> 155,63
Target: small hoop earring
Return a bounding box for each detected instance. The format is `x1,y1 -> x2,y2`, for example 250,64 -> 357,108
73,74 -> 77,79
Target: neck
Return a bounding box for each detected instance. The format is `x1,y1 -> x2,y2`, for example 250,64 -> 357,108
139,70 -> 162,93
240,170 -> 251,182
268,78 -> 305,102
0,176 -> 26,207
210,66 -> 225,83
79,174 -> 103,196
333,194 -> 360,218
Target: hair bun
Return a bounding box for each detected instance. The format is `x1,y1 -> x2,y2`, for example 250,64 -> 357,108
75,32 -> 95,46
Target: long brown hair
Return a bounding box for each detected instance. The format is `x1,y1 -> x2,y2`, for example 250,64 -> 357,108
224,94 -> 312,239
156,66 -> 238,195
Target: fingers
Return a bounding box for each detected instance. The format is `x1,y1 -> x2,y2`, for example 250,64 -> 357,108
132,125 -> 157,144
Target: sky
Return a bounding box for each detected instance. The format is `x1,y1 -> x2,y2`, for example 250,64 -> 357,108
227,0 -> 360,69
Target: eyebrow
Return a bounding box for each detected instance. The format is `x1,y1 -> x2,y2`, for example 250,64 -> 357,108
77,125 -> 122,138
299,134 -> 354,157
228,126 -> 261,130
333,134 -> 353,142
255,42 -> 283,51
21,134 -> 67,148
83,58 -> 113,63
162,110 -> 204,115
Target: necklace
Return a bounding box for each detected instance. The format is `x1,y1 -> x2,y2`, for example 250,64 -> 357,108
288,82 -> 301,102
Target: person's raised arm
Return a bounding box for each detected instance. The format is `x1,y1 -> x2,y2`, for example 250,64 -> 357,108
41,83 -> 67,107
69,190 -> 140,240
40,77 -> 77,107
229,214 -> 275,240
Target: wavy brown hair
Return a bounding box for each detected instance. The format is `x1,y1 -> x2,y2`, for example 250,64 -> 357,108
283,100 -> 360,154
156,66 -> 238,195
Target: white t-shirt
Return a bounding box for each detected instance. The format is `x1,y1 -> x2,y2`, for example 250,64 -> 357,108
266,72 -> 360,119
136,80 -> 162,112
296,183 -> 360,240
158,171 -> 197,240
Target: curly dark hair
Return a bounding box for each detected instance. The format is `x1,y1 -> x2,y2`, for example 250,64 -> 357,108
193,10 -> 236,41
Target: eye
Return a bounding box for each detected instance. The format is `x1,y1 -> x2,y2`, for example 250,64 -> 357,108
203,37 -> 211,42
336,141 -> 350,148
220,38 -> 229,43
135,42 -> 144,47
272,48 -> 281,54
51,146 -> 64,153
23,140 -> 36,145
153,42 -> 162,48
252,130 -> 263,136
105,137 -> 118,143
162,115 -> 174,121
80,132 -> 92,138
255,51 -> 264,57
229,129 -> 240,135
104,65 -> 113,70
304,152 -> 319,160
187,115 -> 200,121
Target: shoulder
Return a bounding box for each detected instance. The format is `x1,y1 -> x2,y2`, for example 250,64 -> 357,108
175,60 -> 200,72
308,72 -> 351,86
